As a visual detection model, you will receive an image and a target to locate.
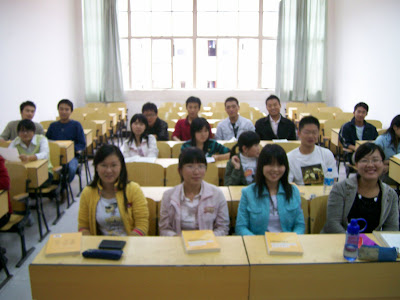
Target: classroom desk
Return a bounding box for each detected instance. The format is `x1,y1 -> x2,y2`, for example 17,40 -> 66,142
49,140 -> 74,164
24,159 -> 49,188
30,236 -> 249,300
244,234 -> 400,300
331,128 -> 340,147
84,129 -> 93,148
355,140 -> 373,150
296,184 -> 327,200
93,120 -> 107,136
0,190 -> 8,219
389,155 -> 400,184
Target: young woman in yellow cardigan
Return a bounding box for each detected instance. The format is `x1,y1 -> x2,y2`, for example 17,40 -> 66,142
78,144 -> 149,236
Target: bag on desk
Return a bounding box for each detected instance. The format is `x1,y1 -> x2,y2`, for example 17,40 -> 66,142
358,245 -> 397,262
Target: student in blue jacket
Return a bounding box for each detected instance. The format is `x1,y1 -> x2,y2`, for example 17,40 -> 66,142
235,144 -> 305,235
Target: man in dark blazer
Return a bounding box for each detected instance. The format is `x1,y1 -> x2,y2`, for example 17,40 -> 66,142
255,95 -> 297,140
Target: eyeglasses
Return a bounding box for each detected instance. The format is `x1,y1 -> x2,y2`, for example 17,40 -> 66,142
183,164 -> 207,171
358,159 -> 383,165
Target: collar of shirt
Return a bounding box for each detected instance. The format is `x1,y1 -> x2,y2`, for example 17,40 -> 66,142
14,134 -> 38,149
269,115 -> 281,125
180,181 -> 204,203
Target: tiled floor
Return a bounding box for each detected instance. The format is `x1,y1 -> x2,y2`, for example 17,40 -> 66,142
0,160 -> 348,299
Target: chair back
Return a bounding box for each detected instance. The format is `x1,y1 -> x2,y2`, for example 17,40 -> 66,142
107,102 -> 127,109
301,196 -> 310,234
366,119 -> 383,129
171,143 -> 184,158
70,112 -> 85,123
322,119 -> 348,139
309,195 -> 328,234
335,112 -> 353,122
157,141 -> 171,158
313,112 -> 335,121
86,102 -> 107,108
40,120 -> 55,130
146,197 -> 157,236
274,142 -> 300,153
318,107 -> 343,114
211,111 -> 228,119
306,102 -> 327,109
5,162 -> 29,212
203,163 -> 219,185
126,162 -> 165,186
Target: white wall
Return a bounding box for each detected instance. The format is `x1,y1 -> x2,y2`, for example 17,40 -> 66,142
327,0 -> 400,128
0,0 -> 85,130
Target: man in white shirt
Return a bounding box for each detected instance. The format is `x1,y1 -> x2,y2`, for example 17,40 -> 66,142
215,97 -> 255,140
287,116 -> 338,185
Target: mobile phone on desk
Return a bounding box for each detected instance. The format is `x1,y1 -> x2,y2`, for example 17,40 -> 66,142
98,239 -> 126,250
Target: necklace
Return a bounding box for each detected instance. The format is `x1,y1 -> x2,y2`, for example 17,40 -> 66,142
358,193 -> 378,202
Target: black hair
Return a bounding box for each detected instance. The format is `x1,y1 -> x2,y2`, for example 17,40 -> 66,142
17,119 -> 36,132
142,102 -> 158,114
89,144 -> 129,210
254,144 -> 292,201
186,96 -> 201,109
178,147 -> 207,170
354,102 -> 369,113
386,115 -> 400,150
20,101 -> 36,113
354,142 -> 385,163
57,99 -> 74,112
189,118 -> 211,153
231,131 -> 260,156
266,95 -> 281,105
128,114 -> 149,145
224,97 -> 239,106
299,115 -> 320,131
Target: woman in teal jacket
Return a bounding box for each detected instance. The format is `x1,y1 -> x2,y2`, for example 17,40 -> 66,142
235,144 -> 305,235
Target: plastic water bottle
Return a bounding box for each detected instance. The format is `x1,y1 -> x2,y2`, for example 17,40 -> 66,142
323,167 -> 334,194
343,218 -> 367,262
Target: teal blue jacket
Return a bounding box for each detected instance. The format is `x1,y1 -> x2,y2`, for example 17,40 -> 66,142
235,183 -> 305,235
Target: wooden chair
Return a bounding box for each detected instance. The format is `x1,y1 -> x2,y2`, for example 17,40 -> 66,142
146,198 -> 157,236
306,102 -> 327,110
335,112 -> 353,122
274,142 -> 300,153
1,162 -> 35,267
86,102 -> 106,109
366,119 -> 383,129
81,120 -> 101,150
321,119 -> 348,149
301,197 -> 310,234
39,120 -> 54,131
85,112 -> 114,142
165,163 -> 218,186
171,143 -> 184,158
70,112 -> 85,124
318,107 -> 343,114
210,111 -> 228,119
309,195 -> 328,234
313,112 -> 335,121
157,141 -> 171,158
126,162 -> 165,186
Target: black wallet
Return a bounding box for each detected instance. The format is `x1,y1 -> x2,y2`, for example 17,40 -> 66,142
82,249 -> 123,260
98,239 -> 126,250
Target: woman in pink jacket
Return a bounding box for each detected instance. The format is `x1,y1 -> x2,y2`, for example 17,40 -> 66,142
159,147 -> 229,236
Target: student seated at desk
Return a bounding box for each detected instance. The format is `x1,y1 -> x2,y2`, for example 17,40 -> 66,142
235,144 -> 305,235
224,131 -> 260,186
0,155 -> 11,228
78,145 -> 149,236
159,147 -> 229,236
46,99 -> 85,183
181,118 -> 230,161
120,114 -> 159,160
322,143 -> 399,233
9,120 -> 53,186
374,114 -> 400,185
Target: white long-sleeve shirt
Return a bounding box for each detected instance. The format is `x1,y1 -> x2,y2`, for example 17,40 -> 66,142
9,134 -> 50,160
120,134 -> 159,159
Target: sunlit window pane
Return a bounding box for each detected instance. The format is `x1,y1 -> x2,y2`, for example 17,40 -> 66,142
197,12 -> 217,36
130,0 -> 151,12
196,39 -> 217,89
217,39 -> 237,89
131,39 -> 151,89
152,39 -> 172,88
263,0 -> 280,11
152,0 -> 171,12
197,0 -> 217,12
173,39 -> 193,88
172,12 -> 193,36
239,12 -> 258,36
152,12 -> 171,36
238,39 -> 258,89
172,0 -> 193,11
218,0 -> 238,12
131,12 -> 151,36
118,12 -> 128,38
262,39 -> 276,88
152,39 -> 171,64
263,12 -> 278,37
239,0 -> 258,11
218,12 -> 238,36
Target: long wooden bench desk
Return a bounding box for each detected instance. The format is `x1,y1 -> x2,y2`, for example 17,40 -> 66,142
30,236 -> 249,300
244,234 -> 400,299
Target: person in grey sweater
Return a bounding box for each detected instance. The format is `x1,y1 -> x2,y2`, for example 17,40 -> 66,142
322,143 -> 399,233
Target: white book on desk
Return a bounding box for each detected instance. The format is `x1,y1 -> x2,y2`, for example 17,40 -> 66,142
0,147 -> 20,162
373,231 -> 400,256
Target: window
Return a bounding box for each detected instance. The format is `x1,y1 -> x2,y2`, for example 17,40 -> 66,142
118,0 -> 279,90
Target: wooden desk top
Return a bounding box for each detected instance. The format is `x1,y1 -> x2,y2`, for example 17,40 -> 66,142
331,128 -> 340,147
229,185 -> 244,201
295,184 -> 327,200
243,234 -> 384,265
25,159 -> 49,188
84,129 -> 93,147
31,236 -> 248,267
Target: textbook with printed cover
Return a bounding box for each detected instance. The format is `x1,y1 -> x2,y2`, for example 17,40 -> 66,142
181,230 -> 220,254
265,232 -> 303,256
45,232 -> 82,256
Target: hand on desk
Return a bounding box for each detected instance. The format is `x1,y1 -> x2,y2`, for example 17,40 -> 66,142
19,154 -> 37,163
